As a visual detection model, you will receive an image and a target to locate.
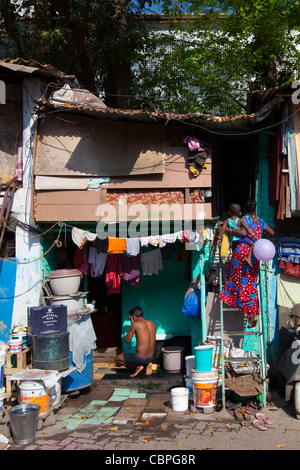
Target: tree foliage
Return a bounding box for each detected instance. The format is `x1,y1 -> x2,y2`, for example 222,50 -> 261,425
1,0 -> 300,114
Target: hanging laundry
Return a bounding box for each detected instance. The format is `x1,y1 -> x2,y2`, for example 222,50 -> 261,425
149,235 -> 166,248
140,248 -> 163,275
183,135 -> 206,153
160,243 -> 178,259
105,254 -> 123,296
74,246 -> 89,276
279,260 -> 300,278
139,236 -> 150,247
161,233 -> 177,244
88,246 -> 107,277
72,227 -> 97,249
93,236 -> 108,253
183,135 -> 208,177
126,238 -> 140,256
277,272 -> 300,308
121,255 -> 141,287
107,237 -> 126,254
220,232 -> 231,264
278,236 -> 300,264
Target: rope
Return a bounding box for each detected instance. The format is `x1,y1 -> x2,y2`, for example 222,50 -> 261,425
0,217 -> 61,237
0,225 -> 63,265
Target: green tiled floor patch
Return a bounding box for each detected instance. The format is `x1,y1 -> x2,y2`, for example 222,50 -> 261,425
129,390 -> 146,399
112,388 -> 132,396
57,390 -> 147,429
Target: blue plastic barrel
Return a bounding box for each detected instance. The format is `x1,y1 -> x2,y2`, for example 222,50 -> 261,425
61,350 -> 93,392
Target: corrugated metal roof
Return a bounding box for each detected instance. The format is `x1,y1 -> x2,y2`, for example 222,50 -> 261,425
35,97 -> 278,131
0,58 -> 76,81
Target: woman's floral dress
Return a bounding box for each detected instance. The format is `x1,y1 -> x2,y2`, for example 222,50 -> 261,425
219,216 -> 266,318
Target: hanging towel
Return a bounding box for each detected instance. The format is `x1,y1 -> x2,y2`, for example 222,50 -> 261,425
72,227 -> 97,248
278,236 -> 300,264
277,272 -> 300,308
139,236 -> 150,247
126,238 -> 140,256
88,246 -> 107,277
141,248 -> 162,275
107,237 -> 126,254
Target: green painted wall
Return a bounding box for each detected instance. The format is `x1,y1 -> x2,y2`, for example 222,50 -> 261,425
242,131 -> 276,357
121,248 -> 193,352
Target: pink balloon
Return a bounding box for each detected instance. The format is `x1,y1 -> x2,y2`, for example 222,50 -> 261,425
253,239 -> 276,262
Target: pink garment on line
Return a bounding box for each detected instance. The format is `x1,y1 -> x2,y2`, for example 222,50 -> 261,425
105,254 -> 123,296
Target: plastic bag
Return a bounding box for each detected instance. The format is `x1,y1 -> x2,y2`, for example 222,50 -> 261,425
182,273 -> 202,318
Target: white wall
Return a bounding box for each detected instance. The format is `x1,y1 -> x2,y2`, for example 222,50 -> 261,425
11,78 -> 44,328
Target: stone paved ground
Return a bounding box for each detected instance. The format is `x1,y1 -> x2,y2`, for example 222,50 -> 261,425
2,351 -> 300,453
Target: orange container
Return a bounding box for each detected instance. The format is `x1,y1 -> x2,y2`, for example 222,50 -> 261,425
192,369 -> 218,408
19,381 -> 50,415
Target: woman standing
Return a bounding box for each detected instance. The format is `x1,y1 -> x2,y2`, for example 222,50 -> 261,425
219,199 -> 274,328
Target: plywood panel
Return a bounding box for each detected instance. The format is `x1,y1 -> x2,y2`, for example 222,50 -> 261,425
35,175 -> 91,190
34,114 -> 165,177
106,147 -> 212,189
35,189 -> 212,222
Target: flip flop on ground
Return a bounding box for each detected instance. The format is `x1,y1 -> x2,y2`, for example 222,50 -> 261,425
253,419 -> 268,431
255,413 -> 273,425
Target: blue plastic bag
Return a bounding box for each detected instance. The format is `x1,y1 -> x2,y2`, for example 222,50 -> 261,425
182,273 -> 201,318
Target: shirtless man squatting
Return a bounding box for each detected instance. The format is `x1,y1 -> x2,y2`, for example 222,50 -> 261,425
115,306 -> 156,377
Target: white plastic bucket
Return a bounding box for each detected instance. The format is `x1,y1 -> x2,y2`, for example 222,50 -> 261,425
19,381 -> 50,415
185,355 -> 195,378
171,387 -> 189,411
8,339 -> 22,353
0,387 -> 5,418
185,377 -> 193,399
50,379 -> 62,406
192,368 -> 218,408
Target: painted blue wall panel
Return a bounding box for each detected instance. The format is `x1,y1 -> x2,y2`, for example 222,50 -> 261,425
0,259 -> 17,342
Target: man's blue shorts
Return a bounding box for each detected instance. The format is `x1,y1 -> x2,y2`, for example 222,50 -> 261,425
123,353 -> 154,366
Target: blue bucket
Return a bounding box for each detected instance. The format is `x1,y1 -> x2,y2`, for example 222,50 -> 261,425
193,345 -> 213,372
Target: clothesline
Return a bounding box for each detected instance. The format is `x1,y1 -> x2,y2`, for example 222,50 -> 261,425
69,225 -> 214,297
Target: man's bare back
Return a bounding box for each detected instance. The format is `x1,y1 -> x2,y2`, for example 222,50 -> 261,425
115,306 -> 156,377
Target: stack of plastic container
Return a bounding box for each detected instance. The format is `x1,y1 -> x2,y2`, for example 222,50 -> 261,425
191,345 -> 218,413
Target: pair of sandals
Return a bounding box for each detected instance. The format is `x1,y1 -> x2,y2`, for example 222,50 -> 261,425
234,406 -> 252,421
252,413 -> 273,431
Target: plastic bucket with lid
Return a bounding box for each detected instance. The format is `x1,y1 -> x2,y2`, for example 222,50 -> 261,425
8,339 -> 22,353
19,381 -> 50,415
48,269 -> 81,295
161,346 -> 185,373
192,368 -> 218,408
193,345 -> 213,372
185,355 -> 195,378
170,387 -> 189,411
